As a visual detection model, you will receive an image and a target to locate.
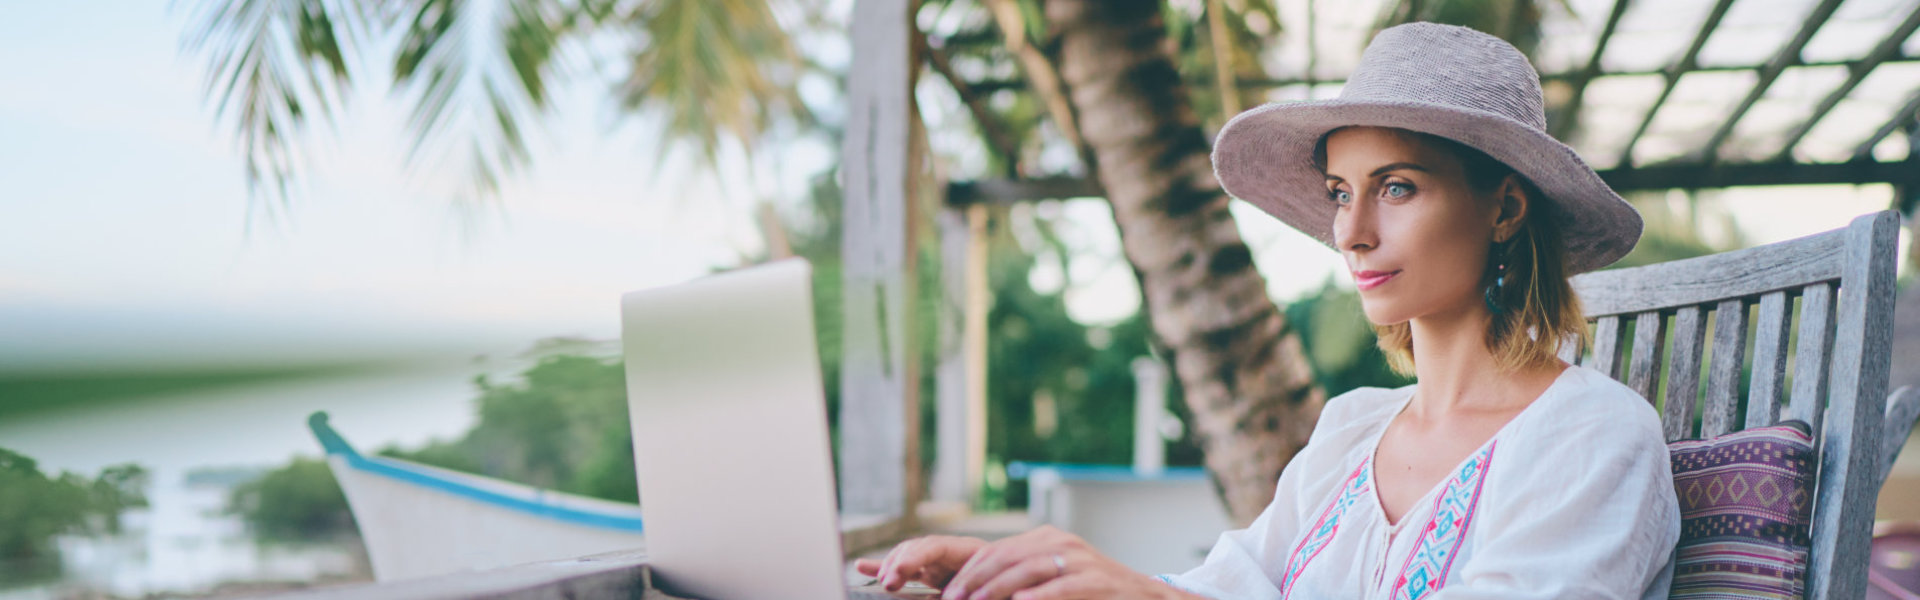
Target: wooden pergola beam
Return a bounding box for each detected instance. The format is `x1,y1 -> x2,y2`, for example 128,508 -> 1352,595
1549,0 -> 1634,139
1614,0 -> 1739,169
1598,160 -> 1920,190
981,0 -> 1093,168
963,55 -> 1920,96
950,159 -> 1920,205
947,176 -> 1104,206
1695,0 -> 1847,164
919,29 -> 1023,176
1852,87 -> 1920,161
1770,8 -> 1920,163
940,26 -> 1001,49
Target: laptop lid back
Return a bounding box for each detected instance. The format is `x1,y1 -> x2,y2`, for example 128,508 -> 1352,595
620,258 -> 847,600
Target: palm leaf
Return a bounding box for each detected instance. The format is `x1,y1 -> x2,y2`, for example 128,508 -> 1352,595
186,0 -> 814,207
182,0 -> 376,214
390,0 -> 579,203
615,0 -> 808,171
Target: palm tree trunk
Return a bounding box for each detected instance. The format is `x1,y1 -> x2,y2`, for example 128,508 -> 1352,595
1046,0 -> 1325,525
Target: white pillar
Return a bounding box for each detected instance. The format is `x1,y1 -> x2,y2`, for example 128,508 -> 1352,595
1132,357 -> 1169,477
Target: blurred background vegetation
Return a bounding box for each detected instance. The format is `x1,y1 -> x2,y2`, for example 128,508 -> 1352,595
0,452 -> 147,581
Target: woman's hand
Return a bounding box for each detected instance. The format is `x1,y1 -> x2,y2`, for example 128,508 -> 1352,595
854,534 -> 989,592
933,525 -> 1191,600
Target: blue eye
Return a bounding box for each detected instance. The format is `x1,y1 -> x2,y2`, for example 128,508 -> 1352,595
1384,182 -> 1413,198
1328,188 -> 1352,205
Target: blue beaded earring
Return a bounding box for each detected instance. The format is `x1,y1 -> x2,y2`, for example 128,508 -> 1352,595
1484,237 -> 1514,315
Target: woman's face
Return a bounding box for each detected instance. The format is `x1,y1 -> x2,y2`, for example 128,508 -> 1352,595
1323,126 -> 1503,325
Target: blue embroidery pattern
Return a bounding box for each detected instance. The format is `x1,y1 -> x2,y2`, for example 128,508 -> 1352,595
1278,456 -> 1373,598
1390,440 -> 1497,599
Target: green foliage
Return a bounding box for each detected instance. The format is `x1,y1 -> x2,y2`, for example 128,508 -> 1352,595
228,457 -> 353,541
0,449 -> 147,573
1607,192 -> 1749,270
0,363 -> 381,421
182,0 -> 816,207
232,353 -> 638,541
1283,280 -> 1415,397
389,355 -> 638,502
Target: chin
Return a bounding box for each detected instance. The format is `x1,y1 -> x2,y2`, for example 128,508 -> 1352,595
1357,302 -> 1412,327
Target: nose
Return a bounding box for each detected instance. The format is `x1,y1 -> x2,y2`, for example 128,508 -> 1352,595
1332,197 -> 1378,255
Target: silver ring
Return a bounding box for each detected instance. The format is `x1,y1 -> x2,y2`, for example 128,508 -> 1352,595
1051,553 -> 1067,577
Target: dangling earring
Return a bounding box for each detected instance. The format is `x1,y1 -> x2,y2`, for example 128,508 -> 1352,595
1484,237 -> 1511,315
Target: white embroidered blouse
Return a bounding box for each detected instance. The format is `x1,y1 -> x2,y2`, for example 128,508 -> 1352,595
1158,364 -> 1681,600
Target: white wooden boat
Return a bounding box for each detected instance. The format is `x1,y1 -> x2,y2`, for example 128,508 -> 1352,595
307,412 -> 646,582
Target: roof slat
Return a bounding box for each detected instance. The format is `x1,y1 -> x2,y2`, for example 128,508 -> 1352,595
1549,0 -> 1635,139
1769,8 -> 1920,162
1852,86 -> 1920,161
1615,0 -> 1741,169
1695,0 -> 1848,164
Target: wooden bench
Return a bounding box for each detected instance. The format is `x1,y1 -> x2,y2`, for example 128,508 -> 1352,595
1566,210 -> 1909,599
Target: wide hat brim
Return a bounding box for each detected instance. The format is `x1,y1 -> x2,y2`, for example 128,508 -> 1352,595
1212,97 -> 1643,275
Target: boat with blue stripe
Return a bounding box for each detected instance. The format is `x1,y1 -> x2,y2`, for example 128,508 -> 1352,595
308,412 -> 647,582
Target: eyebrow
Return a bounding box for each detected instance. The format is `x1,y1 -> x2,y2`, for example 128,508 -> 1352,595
1323,162 -> 1431,182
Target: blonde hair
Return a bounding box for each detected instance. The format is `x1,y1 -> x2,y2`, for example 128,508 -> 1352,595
1320,129 -> 1591,375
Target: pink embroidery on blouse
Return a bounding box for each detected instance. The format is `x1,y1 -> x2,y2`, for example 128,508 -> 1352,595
1390,440 -> 1497,599
1278,456 -> 1374,598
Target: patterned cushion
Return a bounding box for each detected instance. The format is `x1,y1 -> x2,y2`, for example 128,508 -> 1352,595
1667,420 -> 1817,600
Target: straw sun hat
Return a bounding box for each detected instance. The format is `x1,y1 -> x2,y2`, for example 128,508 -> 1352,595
1211,22 -> 1642,275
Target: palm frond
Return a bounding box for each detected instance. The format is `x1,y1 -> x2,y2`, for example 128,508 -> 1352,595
182,0 -> 377,213
1170,0 -> 1284,126
186,0 -> 816,208
615,0 -> 808,171
390,0 -> 583,203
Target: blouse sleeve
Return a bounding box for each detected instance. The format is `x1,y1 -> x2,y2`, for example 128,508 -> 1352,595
1431,391 -> 1681,600
1155,390 -> 1381,600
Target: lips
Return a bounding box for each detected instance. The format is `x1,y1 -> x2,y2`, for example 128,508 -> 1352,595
1353,269 -> 1400,291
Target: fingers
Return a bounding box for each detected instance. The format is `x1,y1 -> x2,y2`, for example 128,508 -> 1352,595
956,553 -> 1068,600
944,527 -> 1074,599
1010,573 -> 1103,600
874,536 -> 981,592
879,538 -> 924,591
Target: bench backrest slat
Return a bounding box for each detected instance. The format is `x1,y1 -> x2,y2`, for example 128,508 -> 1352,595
1745,290 -> 1793,429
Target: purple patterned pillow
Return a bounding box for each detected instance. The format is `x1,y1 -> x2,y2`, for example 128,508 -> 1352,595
1667,420 -> 1816,600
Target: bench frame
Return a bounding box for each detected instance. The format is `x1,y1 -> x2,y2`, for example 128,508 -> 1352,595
1567,210 -> 1900,599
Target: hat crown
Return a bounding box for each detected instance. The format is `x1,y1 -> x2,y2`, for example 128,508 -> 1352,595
1342,23 -> 1546,131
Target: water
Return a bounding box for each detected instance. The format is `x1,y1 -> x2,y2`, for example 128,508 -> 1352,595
0,364 -> 488,598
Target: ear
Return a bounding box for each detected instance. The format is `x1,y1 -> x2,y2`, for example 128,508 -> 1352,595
1491,174 -> 1530,243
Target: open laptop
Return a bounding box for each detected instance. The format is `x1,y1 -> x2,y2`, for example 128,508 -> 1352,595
620,258 -> 930,600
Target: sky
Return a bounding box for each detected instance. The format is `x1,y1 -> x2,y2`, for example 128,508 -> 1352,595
0,0 -> 1914,374
0,0 -> 834,372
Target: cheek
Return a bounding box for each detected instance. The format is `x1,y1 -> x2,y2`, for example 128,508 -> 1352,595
1389,208 -> 1491,297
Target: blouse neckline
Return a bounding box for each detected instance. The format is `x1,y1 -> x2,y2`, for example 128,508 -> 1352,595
1363,363 -> 1580,530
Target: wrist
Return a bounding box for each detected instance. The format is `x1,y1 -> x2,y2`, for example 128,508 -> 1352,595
1146,574 -> 1205,600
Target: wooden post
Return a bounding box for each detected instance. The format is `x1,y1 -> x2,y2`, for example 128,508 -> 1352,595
964,204 -> 989,505
933,208 -> 967,504
932,203 -> 990,507
839,0 -> 916,520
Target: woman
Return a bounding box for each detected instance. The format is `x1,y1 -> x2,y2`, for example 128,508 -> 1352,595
854,22 -> 1679,600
